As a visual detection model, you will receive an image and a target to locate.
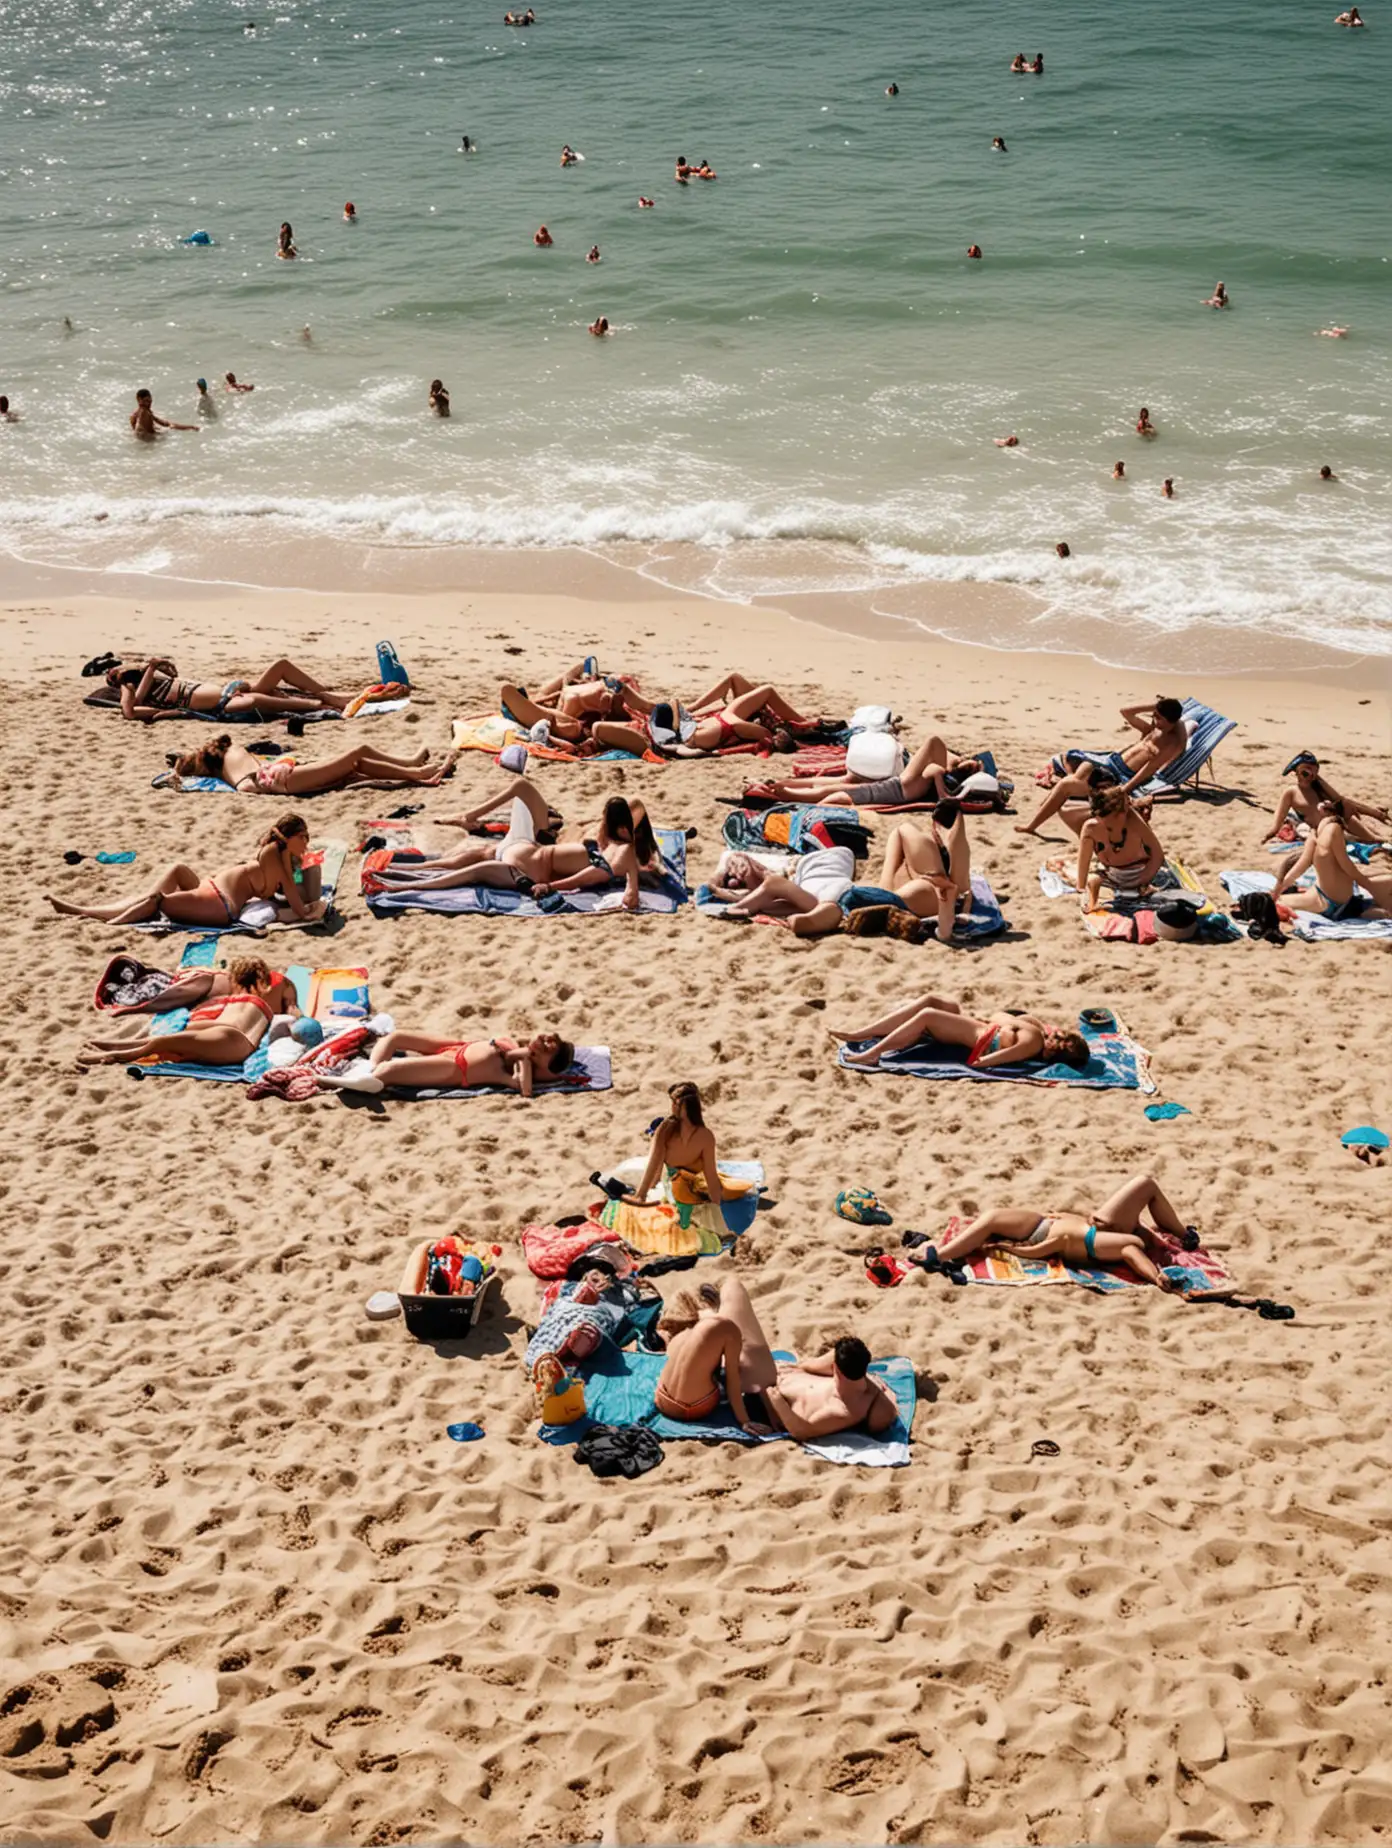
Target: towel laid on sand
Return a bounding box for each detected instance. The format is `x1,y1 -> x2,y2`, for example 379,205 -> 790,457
1040,855 -> 1238,943
939,1216 -> 1234,1298
841,871 -> 1008,940
1220,869 -> 1392,941
379,1044 -> 613,1100
721,805 -> 871,858
450,713 -> 652,764
129,841 -> 348,936
135,944 -> 368,1084
837,1009 -> 1155,1092
602,1158 -> 764,1248
363,828 -> 688,917
541,1348 -> 915,1467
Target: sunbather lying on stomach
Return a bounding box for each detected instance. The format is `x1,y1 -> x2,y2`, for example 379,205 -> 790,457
829,994 -> 1089,1070
77,958 -> 295,1066
1017,697 -> 1188,834
927,1170 -> 1191,1288
654,1277 -> 898,1438
758,733 -> 976,809
371,792 -> 662,912
366,1030 -> 575,1094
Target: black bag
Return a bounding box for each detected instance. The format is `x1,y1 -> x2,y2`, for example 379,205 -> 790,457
1233,890 -> 1287,945
572,1423 -> 665,1479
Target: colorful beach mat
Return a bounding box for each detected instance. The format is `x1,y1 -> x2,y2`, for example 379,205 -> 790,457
836,1009 -> 1155,1092
939,1216 -> 1234,1298
1040,855 -> 1238,943
363,829 -> 688,917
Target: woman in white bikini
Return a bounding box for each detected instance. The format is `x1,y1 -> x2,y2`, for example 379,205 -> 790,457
171,734 -> 457,795
830,995 -> 1089,1070
46,815 -> 324,928
77,957 -> 295,1066
929,1171 -> 1192,1288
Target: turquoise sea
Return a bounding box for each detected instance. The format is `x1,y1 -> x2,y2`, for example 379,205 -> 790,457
1,0 -> 1390,666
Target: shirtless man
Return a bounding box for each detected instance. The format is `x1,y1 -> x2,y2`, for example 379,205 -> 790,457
1017,697 -> 1188,833
1263,750 -> 1390,847
364,1029 -> 575,1094
130,388 -> 199,439
654,1277 -> 897,1440
1074,786 -> 1166,907
762,733 -> 979,810
1272,800 -> 1390,921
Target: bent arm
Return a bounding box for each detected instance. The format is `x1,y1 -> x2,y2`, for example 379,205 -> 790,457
1119,703 -> 1154,734
1076,826 -> 1097,894
1273,837 -> 1317,895
1263,788 -> 1296,839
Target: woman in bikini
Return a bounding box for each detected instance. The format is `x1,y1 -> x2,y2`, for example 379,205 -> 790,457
46,815 -> 324,927
762,734 -> 979,809
1271,799 -> 1391,920
929,1171 -> 1192,1289
1074,786 -> 1165,908
829,995 -> 1089,1071
96,656 -> 358,722
588,683 -> 804,756
365,1030 -> 575,1094
1262,751 -> 1390,847
77,957 -> 294,1067
372,795 -> 663,913
499,675 -> 637,743
653,1278 -> 778,1434
874,801 -> 973,940
626,1081 -> 750,1209
171,734 -> 457,795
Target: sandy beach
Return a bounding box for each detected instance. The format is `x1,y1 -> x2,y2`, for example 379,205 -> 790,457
2,571 -> 1390,1846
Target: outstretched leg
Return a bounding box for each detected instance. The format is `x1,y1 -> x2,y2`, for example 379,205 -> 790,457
829,994 -> 960,1042
250,658 -> 347,703
1016,768 -> 1096,834
46,864 -> 200,924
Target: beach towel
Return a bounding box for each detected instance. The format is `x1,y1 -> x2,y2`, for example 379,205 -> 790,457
378,1044 -> 613,1100
721,806 -> 871,858
836,1009 -> 1155,1092
940,1217 -> 1234,1298
1220,869 -> 1392,941
363,830 -> 689,918
841,871 -> 1008,940
600,1158 -> 764,1249
542,1348 -> 915,1466
135,944 -> 368,1084
128,841 -> 348,936
1040,855 -> 1238,943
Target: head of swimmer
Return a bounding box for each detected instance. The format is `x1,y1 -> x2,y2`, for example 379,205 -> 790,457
176,734 -> 232,780
528,1032 -> 575,1077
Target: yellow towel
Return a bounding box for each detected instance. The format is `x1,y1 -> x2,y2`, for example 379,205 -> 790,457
602,1199 -> 701,1258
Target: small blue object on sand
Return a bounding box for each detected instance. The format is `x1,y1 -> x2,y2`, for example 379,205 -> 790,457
1145,1101 -> 1191,1121
447,1422 -> 485,1442
1341,1126 -> 1389,1150
96,850 -> 137,864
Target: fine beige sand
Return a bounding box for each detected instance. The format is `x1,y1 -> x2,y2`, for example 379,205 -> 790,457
2,576 -> 1390,1846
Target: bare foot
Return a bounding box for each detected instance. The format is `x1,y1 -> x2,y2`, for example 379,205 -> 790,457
825,1025 -> 856,1043
842,1049 -> 883,1069
1013,822 -> 1039,836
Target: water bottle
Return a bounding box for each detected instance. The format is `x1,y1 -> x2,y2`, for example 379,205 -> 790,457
589,1170 -> 631,1201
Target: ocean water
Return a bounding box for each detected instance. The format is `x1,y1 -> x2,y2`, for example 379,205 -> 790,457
2,0 -> 1390,666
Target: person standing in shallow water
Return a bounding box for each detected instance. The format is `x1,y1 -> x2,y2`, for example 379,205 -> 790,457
130,388 -> 199,440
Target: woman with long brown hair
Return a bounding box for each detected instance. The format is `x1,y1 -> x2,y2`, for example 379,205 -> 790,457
77,957 -> 296,1067
46,815 -> 324,927
628,1081 -> 738,1207
171,734 -> 456,796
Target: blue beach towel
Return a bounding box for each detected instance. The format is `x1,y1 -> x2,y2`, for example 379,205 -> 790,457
836,1008 -> 1155,1092
1221,868 -> 1392,941
137,942 -> 314,1083
367,831 -> 688,919
542,1348 -> 915,1467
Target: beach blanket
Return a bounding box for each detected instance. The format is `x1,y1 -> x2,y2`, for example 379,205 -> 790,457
362,828 -> 689,917
721,806 -> 871,858
450,713 -> 653,765
85,690 -> 409,722
1039,855 -> 1238,943
542,1348 -> 915,1467
135,944 -> 369,1084
602,1158 -> 764,1248
129,841 -> 348,936
379,1045 -> 613,1100
836,1009 -> 1155,1092
940,1217 -> 1235,1298
1220,869 -> 1392,941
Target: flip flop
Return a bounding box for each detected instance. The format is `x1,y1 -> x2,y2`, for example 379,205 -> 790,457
1030,1439 -> 1061,1459
446,1422 -> 485,1443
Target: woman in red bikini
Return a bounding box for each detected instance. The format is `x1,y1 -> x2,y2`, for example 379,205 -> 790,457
172,734 -> 457,795
829,994 -> 1089,1071
46,815 -> 324,928
653,1279 -> 776,1434
364,1029 -> 576,1094
77,958 -> 294,1066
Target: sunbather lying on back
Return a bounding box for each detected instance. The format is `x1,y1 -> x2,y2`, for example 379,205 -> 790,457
829,994 -> 1089,1070
1263,750 -> 1390,846
1271,799 -> 1391,920
47,815 -> 324,926
77,958 -> 295,1066
91,655 -> 359,722
1017,698 -> 1188,834
756,734 -> 978,809
365,1029 -> 575,1094
654,1277 -> 898,1439
707,849 -> 848,936
588,682 -> 802,756
172,734 -> 457,795
928,1170 -> 1192,1288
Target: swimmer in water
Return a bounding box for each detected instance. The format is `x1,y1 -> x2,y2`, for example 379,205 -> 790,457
343,201 -> 357,222
429,379 -> 451,417
675,155 -> 692,182
277,221 -> 297,259
967,244 -> 983,259
1136,406 -> 1156,437
1010,52 -> 1028,71
459,134 -> 474,153
1112,461 -> 1126,480
1335,7 -> 1364,23
886,82 -> 899,95
586,244 -> 601,263
992,136 -> 1007,152
194,379 -> 218,420
300,324 -> 312,344
560,145 -> 577,167
130,388 -> 199,440
534,225 -> 553,247
1320,464 -> 1337,481
638,196 -> 654,208
224,371 -> 254,393
696,160 -> 717,179
63,315 -> 75,336
1056,541 -> 1071,558
1202,281 -> 1230,309
589,316 -> 610,337
0,396 -> 18,422
994,434 -> 1019,447
1030,52 -> 1044,72
1317,325 -> 1349,338
1162,477 -> 1174,499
